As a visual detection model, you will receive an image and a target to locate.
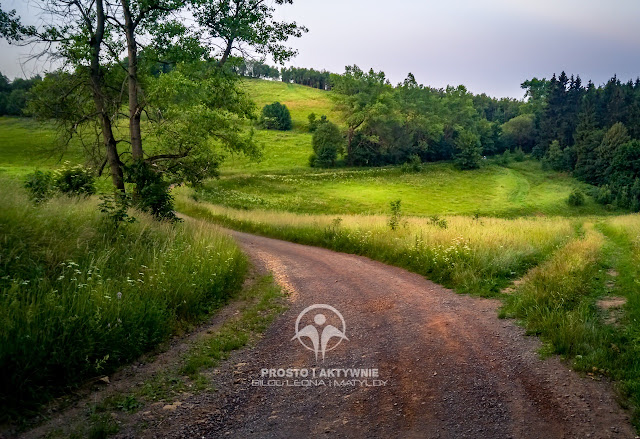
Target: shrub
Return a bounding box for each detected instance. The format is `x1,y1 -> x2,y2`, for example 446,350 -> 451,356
53,162 -> 96,196
495,150 -> 512,167
512,147 -> 526,162
567,189 -> 586,207
308,113 -> 327,132
388,199 -> 402,231
98,191 -> 136,227
261,101 -> 292,130
594,185 -> 614,205
125,161 -> 177,221
24,170 -> 55,202
401,154 -> 423,173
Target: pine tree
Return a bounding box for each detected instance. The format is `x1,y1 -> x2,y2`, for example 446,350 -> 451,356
573,83 -> 603,183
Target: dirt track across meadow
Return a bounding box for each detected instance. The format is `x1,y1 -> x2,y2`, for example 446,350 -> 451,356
140,229 -> 636,439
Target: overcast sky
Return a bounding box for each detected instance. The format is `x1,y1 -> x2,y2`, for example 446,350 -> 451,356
2,0 -> 640,98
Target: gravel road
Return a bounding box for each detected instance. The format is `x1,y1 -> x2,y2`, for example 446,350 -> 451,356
145,229 -> 636,439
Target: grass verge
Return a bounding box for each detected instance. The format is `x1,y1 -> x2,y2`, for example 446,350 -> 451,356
501,222 -> 640,428
38,274 -> 285,439
0,179 -> 247,420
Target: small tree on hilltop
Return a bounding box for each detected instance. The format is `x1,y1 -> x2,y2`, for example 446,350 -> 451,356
261,102 -> 292,130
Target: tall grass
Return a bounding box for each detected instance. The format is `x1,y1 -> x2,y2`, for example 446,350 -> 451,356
177,194 -> 576,296
0,180 -> 247,418
500,226 -> 607,356
501,222 -> 640,427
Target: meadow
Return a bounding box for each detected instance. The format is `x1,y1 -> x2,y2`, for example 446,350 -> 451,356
200,160 -> 612,217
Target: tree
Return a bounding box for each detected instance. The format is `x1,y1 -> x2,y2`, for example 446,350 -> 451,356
331,66 -> 393,164
192,0 -> 307,66
1,0 -> 306,206
596,122 -> 630,184
501,114 -> 535,151
542,140 -> 569,171
573,85 -> 603,183
311,120 -> 343,167
1,0 -> 127,191
261,101 -> 292,130
454,130 -> 482,170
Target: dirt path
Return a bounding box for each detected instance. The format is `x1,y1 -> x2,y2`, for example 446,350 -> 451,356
140,230 -> 635,439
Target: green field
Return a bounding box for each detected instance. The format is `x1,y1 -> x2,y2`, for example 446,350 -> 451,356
201,160 -> 613,217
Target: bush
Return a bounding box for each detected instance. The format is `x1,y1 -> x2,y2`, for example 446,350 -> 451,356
311,120 -> 344,168
261,101 -> 292,130
53,162 -> 96,196
24,170 -> 55,202
401,154 -> 423,173
495,150 -> 512,167
388,199 -> 402,231
567,189 -> 586,207
512,147 -> 526,162
594,185 -> 614,205
125,161 -> 177,221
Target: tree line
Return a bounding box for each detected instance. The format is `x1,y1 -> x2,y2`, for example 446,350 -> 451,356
231,61 -> 332,90
323,67 -> 516,169
523,72 -> 640,210
0,73 -> 40,116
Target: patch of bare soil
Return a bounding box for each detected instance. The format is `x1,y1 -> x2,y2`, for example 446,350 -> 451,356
597,297 -> 628,326
134,230 -> 636,439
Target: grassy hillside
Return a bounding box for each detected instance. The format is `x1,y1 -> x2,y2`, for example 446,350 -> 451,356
0,118 -> 81,177
223,79 -> 339,172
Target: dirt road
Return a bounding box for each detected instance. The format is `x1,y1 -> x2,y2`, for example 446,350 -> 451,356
149,230 -> 635,439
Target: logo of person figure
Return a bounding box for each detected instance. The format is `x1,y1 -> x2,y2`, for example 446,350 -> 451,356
292,304 -> 348,362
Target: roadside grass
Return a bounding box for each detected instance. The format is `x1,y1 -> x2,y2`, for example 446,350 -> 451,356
500,220 -> 640,428
176,193 -> 577,297
0,179 -> 247,420
204,161 -> 612,217
39,275 -> 285,439
181,274 -> 285,378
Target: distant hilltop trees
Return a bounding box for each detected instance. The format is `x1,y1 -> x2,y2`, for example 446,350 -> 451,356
230,59 -> 332,90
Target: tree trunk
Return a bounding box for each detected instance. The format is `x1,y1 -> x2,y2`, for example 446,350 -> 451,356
90,0 -> 124,191
121,0 -> 143,161
219,38 -> 234,67
347,127 -> 354,165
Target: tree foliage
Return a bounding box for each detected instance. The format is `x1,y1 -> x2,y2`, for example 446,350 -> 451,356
310,119 -> 343,168
261,101 -> 292,130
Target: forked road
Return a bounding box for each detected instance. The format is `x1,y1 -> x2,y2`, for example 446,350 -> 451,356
168,229 -> 635,439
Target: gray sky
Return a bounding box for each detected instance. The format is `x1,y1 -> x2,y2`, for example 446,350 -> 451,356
2,0 -> 640,98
